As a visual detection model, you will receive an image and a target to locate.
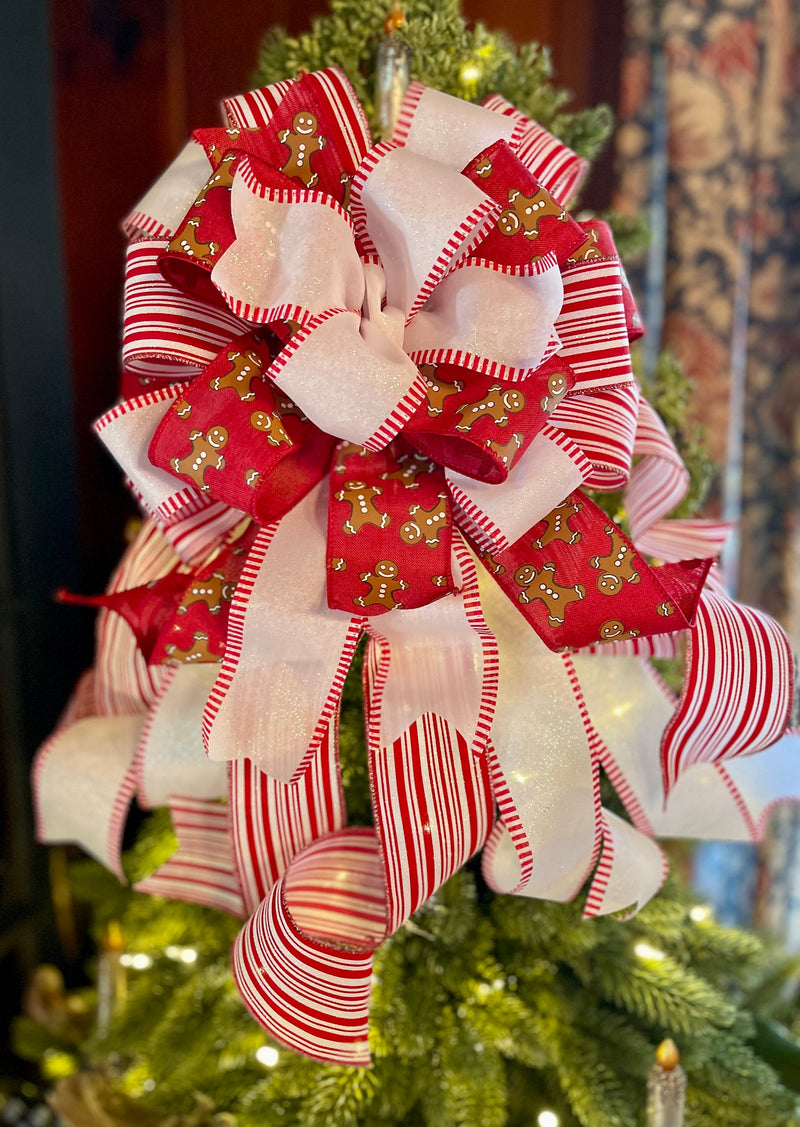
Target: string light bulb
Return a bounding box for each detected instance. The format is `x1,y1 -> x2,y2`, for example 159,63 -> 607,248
689,905 -> 712,922
634,942 -> 666,962
537,1111 -> 560,1127
256,1045 -> 280,1067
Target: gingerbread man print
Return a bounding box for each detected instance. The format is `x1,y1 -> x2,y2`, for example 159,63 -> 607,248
165,631 -> 221,664
497,187 -> 567,240
420,364 -> 464,417
513,562 -> 585,626
173,426 -> 228,491
598,620 -> 641,643
177,572 -> 236,616
171,216 -> 220,264
335,481 -> 390,535
532,498 -> 583,549
380,451 -> 436,489
192,153 -> 237,208
590,526 -> 640,595
355,560 -> 408,610
566,228 -> 602,264
485,433 -> 522,469
399,493 -> 449,548
250,410 -> 292,448
278,111 -> 326,188
211,350 -> 265,400
540,371 -> 569,414
333,442 -> 370,473
455,385 -> 526,432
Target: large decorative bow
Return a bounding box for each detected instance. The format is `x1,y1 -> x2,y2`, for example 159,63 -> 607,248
35,69 -> 796,1067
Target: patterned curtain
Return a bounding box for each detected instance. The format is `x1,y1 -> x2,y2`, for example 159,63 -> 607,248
614,0 -> 799,638
613,0 -> 800,940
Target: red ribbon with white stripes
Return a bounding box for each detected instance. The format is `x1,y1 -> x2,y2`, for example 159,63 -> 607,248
32,67 -> 797,1067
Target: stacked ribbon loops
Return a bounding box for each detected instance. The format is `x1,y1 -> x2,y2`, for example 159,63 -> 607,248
35,69 -> 796,1066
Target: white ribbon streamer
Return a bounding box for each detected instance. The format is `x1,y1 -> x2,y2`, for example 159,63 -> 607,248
135,665 -> 228,809
476,559 -> 598,900
365,534 -> 493,754
203,482 -> 361,782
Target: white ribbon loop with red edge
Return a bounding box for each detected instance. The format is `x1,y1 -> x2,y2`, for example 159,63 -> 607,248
212,172 -> 365,323
447,425 -> 590,556
123,138 -> 211,240
34,714 -> 142,880
394,84 -> 522,167
403,255 -> 564,379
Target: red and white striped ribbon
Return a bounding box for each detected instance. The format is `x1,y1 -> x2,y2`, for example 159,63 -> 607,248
549,384 -> 640,491
625,396 -> 689,545
135,796 -> 245,918
571,654 -> 798,846
481,93 -> 588,204
369,711 -> 494,934
554,260 -> 633,391
123,239 -> 247,383
94,520 -> 176,715
229,721 -> 347,916
232,828 -> 380,1066
661,580 -> 794,794
223,78 -> 294,130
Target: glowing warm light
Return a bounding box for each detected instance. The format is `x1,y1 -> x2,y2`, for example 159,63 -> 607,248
165,945 -> 181,959
129,952 -> 153,970
459,62 -> 482,84
537,1111 -> 560,1127
689,905 -> 712,922
256,1045 -> 280,1067
179,947 -> 198,964
634,942 -> 665,962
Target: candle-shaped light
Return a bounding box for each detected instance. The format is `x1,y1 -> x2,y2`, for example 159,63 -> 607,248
375,4 -> 412,138
95,919 -> 127,1038
646,1039 -> 686,1127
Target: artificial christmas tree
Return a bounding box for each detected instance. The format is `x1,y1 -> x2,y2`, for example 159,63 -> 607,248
19,2 -> 799,1124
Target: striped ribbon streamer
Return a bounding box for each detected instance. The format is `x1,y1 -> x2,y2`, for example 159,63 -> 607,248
229,721 -> 347,916
230,703 -> 493,1063
135,796 -> 245,918
660,583 -> 794,794
625,396 -> 689,543
94,520 -> 177,715
555,260 -> 633,391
